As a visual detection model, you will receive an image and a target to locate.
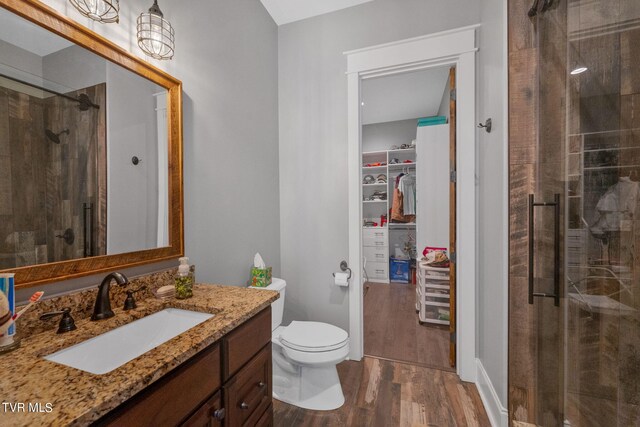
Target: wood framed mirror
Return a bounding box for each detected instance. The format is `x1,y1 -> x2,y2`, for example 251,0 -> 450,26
0,0 -> 183,289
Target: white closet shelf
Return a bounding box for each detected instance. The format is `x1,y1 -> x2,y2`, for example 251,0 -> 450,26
363,200 -> 387,203
389,222 -> 416,227
362,165 -> 387,170
388,148 -> 416,153
362,183 -> 387,187
388,163 -> 416,170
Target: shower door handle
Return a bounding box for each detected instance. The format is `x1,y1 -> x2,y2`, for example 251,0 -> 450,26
528,194 -> 560,306
83,203 -> 94,257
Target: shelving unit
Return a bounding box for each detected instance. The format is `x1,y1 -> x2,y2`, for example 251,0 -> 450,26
362,147 -> 417,283
416,262 -> 451,325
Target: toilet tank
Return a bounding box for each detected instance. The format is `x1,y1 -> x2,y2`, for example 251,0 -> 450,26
263,278 -> 286,331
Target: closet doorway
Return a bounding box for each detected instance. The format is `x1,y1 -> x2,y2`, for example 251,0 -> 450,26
346,26 -> 477,381
358,66 -> 457,370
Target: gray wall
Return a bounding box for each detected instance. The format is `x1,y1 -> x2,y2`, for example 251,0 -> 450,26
0,39 -> 43,85
42,44 -> 105,90
26,0 -> 280,295
437,83 -> 450,119
362,118 -> 418,152
278,0 -> 480,330
477,0 -> 508,411
105,62 -> 160,254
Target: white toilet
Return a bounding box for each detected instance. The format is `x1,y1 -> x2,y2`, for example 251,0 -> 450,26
255,278 -> 349,411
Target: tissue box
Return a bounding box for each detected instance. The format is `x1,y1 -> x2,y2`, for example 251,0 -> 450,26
250,267 -> 272,287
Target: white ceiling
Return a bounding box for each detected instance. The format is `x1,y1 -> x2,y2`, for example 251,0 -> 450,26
0,7 -> 72,57
260,0 -> 374,25
361,67 -> 450,125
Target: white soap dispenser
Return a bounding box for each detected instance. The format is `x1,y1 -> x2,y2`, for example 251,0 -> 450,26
175,257 -> 194,299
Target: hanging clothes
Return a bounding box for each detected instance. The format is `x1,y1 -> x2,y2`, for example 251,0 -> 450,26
391,188 -> 405,222
398,174 -> 416,215
391,172 -> 415,223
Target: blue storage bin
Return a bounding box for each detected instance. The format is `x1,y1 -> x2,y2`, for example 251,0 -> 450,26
389,257 -> 410,283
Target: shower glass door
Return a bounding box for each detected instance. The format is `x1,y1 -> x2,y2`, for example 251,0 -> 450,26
562,0 -> 640,425
524,0 -> 640,425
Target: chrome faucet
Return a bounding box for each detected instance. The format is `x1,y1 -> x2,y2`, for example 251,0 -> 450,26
91,272 -> 129,321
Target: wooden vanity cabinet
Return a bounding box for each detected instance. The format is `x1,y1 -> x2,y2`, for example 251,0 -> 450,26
181,391 -> 224,427
223,344 -> 272,427
95,307 -> 272,427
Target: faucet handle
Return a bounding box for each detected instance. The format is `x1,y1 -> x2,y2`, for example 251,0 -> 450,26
40,308 -> 77,334
123,286 -> 147,311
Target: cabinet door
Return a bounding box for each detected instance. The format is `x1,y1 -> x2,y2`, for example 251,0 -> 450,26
181,391 -> 224,427
97,344 -> 221,427
224,344 -> 272,427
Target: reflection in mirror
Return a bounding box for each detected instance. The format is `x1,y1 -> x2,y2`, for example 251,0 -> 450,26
0,7 -> 169,270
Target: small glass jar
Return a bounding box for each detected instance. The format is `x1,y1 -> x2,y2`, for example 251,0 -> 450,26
175,271 -> 194,299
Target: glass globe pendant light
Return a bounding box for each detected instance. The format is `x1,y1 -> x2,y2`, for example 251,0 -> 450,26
68,0 -> 119,23
137,0 -> 175,60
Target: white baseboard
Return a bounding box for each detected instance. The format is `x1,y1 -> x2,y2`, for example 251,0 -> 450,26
476,359 -> 509,427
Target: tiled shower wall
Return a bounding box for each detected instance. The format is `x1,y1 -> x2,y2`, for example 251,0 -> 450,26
0,83 -> 106,269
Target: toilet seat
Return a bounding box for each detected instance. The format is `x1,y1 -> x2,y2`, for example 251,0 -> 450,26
279,321 -> 349,352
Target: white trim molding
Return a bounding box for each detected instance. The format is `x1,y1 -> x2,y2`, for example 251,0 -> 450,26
476,359 -> 509,427
344,25 -> 478,382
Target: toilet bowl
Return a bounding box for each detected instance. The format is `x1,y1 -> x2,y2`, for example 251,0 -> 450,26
250,278 -> 349,410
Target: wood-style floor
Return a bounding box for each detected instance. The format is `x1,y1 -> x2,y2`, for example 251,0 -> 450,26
364,281 -> 453,371
273,357 -> 491,426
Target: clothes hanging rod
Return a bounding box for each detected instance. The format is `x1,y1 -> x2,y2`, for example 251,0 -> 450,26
0,72 -> 99,109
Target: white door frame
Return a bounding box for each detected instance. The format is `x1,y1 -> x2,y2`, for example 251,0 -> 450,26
345,24 -> 478,382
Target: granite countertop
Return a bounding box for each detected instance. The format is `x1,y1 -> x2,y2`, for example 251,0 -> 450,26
0,284 -> 278,427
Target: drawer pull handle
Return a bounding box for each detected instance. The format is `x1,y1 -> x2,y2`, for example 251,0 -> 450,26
211,408 -> 226,420
258,381 -> 266,389
240,402 -> 250,410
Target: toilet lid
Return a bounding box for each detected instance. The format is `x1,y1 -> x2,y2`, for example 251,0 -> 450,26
280,321 -> 349,352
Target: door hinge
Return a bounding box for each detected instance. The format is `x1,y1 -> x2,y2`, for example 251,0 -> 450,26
450,252 -> 456,264
450,88 -> 456,101
450,170 -> 457,183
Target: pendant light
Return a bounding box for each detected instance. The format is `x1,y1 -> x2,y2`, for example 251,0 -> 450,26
137,0 -> 175,60
68,0 -> 119,23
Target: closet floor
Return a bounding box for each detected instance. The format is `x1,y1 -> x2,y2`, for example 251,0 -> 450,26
364,281 -> 453,371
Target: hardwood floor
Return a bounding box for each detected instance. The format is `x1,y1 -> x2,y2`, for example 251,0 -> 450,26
364,281 -> 453,371
273,357 -> 491,426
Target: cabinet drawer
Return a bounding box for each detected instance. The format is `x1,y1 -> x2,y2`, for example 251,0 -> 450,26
363,236 -> 387,248
363,228 -> 387,247
363,228 -> 387,239
367,261 -> 388,279
255,404 -> 273,427
181,391 -> 224,427
363,246 -> 388,263
223,307 -> 271,380
98,344 -> 221,427
224,344 -> 272,427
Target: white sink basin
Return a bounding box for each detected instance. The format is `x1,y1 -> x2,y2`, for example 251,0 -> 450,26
44,308 -> 214,375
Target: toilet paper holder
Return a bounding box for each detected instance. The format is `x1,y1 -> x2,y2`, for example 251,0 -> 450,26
332,260 -> 352,280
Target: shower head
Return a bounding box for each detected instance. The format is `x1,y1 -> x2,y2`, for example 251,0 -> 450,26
45,129 -> 70,144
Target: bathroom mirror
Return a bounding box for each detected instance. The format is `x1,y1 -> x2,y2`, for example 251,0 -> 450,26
0,0 -> 183,288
